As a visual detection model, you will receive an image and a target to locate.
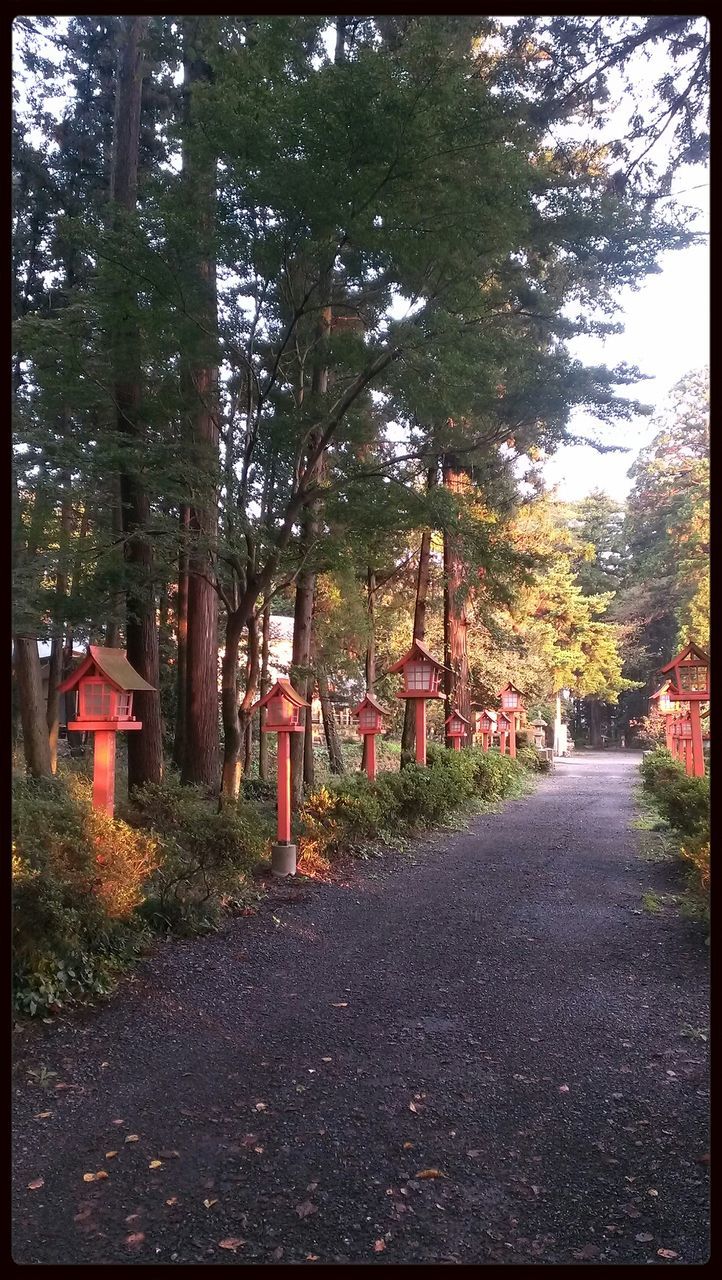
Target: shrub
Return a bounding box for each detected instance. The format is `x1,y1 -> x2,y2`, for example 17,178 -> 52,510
127,777 -> 269,929
12,776 -> 158,1014
641,748 -> 710,839
298,745 -> 528,865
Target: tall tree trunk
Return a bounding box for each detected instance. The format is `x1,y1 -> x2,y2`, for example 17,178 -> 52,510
46,476 -> 74,772
105,474 -> 124,647
14,639 -> 53,779
442,456 -> 471,746
111,14 -> 162,791
63,506 -> 89,754
401,464 -> 438,766
181,18 -> 220,788
589,697 -> 603,748
318,666 -> 345,775
258,600 -> 271,780
220,614 -> 244,801
173,503 -> 190,769
361,566 -> 376,773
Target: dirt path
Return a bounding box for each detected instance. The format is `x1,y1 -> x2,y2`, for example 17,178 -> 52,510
12,752 -> 709,1265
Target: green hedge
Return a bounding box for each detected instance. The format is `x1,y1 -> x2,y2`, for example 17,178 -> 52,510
640,747 -> 710,925
299,745 -> 527,862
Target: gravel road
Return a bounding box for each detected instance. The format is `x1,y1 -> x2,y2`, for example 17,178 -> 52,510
12,751 -> 709,1265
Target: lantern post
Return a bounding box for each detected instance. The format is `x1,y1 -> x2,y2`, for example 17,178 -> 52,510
56,646 -> 155,818
661,642 -> 709,778
496,710 -> 512,755
252,679 -> 309,875
477,710 -> 495,753
389,639 -> 447,766
499,682 -> 525,758
352,693 -> 388,780
445,709 -> 471,752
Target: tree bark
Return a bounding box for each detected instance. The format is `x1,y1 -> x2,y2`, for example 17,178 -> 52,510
318,665 -> 345,775
361,566 -> 376,773
181,18 -> 220,788
111,14 -> 162,791
14,638 -> 53,779
401,464 -> 438,766
442,456 -> 471,746
46,477 -> 74,772
104,474 -> 124,647
220,614 -> 244,801
258,600 -> 271,780
173,503 -> 190,769
589,697 -> 603,748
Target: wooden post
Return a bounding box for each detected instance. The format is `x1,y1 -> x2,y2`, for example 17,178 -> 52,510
689,703 -> 705,777
499,730 -> 507,756
93,731 -> 116,816
277,730 -> 291,844
415,699 -> 426,766
664,715 -> 674,753
366,733 -> 377,780
508,726 -> 516,759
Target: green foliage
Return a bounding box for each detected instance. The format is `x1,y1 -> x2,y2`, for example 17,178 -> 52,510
127,777 -> 270,931
640,748 -> 709,839
516,742 -> 551,773
12,775 -> 157,1014
299,746 -> 528,863
12,772 -> 271,1013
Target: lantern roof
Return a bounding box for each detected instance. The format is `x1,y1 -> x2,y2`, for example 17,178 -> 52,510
254,678 -> 309,712
649,680 -> 674,702
499,680 -> 524,697
479,708 -> 497,721
353,692 -> 389,717
660,641 -> 709,675
496,710 -> 512,726
530,717 -> 547,727
388,638 -> 449,674
445,709 -> 471,728
57,646 -> 155,695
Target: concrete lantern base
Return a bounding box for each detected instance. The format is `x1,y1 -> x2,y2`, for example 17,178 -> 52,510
271,842 -> 297,877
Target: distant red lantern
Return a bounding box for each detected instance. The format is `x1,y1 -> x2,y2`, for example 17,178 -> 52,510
445,709 -> 471,752
660,642 -> 709,777
253,679 -> 309,875
352,692 -> 389,780
477,710 -> 496,753
57,646 -> 155,817
496,710 -> 512,756
389,640 -> 447,766
499,682 -> 525,757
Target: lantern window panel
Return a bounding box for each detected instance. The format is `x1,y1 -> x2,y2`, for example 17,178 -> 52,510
406,660 -> 435,692
678,663 -> 707,693
360,707 -> 379,729
501,691 -> 519,710
80,680 -> 113,719
117,692 -> 133,718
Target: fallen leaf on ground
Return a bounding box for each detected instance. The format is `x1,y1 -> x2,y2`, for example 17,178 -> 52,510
415,1169 -> 447,1180
295,1199 -> 318,1218
558,1085 -> 570,1094
403,1142 -> 414,1150
125,1134 -> 139,1143
83,1173 -> 96,1183
27,1178 -> 44,1191
105,1151 -> 118,1159
331,1002 -> 348,1008
657,1249 -> 679,1260
241,1134 -> 258,1147
125,1233 -> 145,1247
101,1061 -> 110,1068
149,1160 -> 163,1169
159,1150 -> 180,1160
635,1233 -> 654,1243
272,1246 -> 284,1260
95,1170 -> 109,1180
373,1240 -> 386,1252
466,1149 -> 482,1158
321,1057 -> 333,1063
203,1199 -> 218,1209
218,1238 -> 244,1251
647,1189 -> 659,1197
165,1198 -> 178,1206
306,1255 -> 319,1261
254,1102 -> 267,1111
34,1112 -> 51,1120
112,1119 -> 125,1126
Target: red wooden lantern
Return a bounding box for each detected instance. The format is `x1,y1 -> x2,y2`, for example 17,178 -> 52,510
389,639 -> 447,766
496,710 -> 512,756
477,710 -> 496,753
660,642 -> 708,778
445,709 -> 471,751
499,681 -> 525,754
353,692 -> 389,780
253,679 -> 310,875
57,646 -> 155,816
